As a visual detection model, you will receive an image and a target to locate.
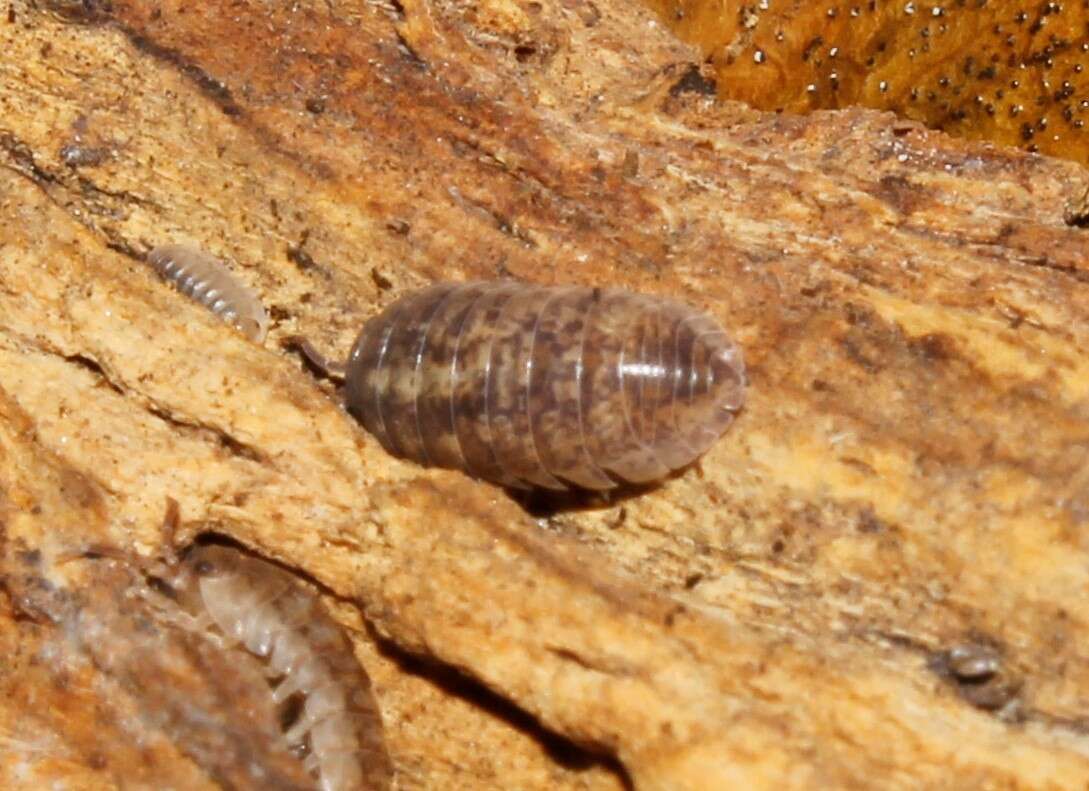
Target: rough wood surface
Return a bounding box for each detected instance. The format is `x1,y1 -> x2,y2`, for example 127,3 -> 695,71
1,0 -> 1089,788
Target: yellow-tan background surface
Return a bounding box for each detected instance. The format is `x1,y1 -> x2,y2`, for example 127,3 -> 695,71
1,1 -> 1088,788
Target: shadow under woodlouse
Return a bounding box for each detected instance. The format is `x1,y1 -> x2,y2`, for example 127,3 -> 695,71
511,477 -> 663,519
368,628 -> 635,791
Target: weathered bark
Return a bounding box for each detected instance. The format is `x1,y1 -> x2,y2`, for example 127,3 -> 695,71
1,0 -> 1088,788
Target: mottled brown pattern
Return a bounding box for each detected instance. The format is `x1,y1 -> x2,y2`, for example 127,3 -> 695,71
162,544 -> 393,791
345,281 -> 746,490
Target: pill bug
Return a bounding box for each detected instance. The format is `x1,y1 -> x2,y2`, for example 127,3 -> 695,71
147,244 -> 269,342
930,642 -> 1020,715
342,281 -> 746,490
945,644 -> 1002,682
153,536 -> 393,791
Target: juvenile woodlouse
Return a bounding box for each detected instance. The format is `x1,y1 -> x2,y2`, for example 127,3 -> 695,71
151,525 -> 393,790
342,281 -> 746,490
147,244 -> 269,342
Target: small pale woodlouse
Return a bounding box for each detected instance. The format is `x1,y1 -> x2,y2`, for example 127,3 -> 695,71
150,505 -> 393,791
339,280 -> 745,490
147,244 -> 269,342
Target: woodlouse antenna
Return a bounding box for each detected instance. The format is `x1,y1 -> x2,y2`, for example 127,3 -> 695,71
54,544 -> 132,565
55,500 -> 182,568
160,496 -> 183,567
281,335 -> 347,384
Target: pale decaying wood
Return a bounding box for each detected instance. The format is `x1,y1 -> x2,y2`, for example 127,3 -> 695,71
1,0 -> 1088,788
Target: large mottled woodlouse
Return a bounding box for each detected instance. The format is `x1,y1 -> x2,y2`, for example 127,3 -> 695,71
343,281 -> 746,490
153,530 -> 393,791
148,244 -> 269,342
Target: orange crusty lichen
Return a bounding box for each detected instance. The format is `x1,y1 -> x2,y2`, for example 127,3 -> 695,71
647,0 -> 1089,165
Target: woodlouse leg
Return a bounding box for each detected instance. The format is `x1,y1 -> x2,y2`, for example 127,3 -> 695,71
272,673 -> 306,704
284,706 -> 342,746
54,544 -> 133,565
283,715 -> 313,745
57,497 -> 181,568
138,595 -> 243,653
161,496 -> 183,566
135,589 -> 221,640
281,335 -> 347,383
263,662 -> 287,680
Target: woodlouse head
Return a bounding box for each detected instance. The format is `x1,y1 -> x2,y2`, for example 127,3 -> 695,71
184,544 -> 242,579
156,544 -> 248,617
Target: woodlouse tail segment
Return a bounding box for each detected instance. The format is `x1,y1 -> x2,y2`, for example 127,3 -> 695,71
655,312 -> 746,472
345,284 -> 450,461
233,317 -> 264,342
580,290 -> 672,485
569,290 -> 745,487
701,334 -> 746,431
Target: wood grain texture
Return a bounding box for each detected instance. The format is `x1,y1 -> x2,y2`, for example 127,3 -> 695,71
0,0 -> 1088,788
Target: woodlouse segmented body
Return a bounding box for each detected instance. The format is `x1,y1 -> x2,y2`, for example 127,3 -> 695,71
161,544 -> 393,791
345,281 -> 745,490
147,245 -> 269,342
